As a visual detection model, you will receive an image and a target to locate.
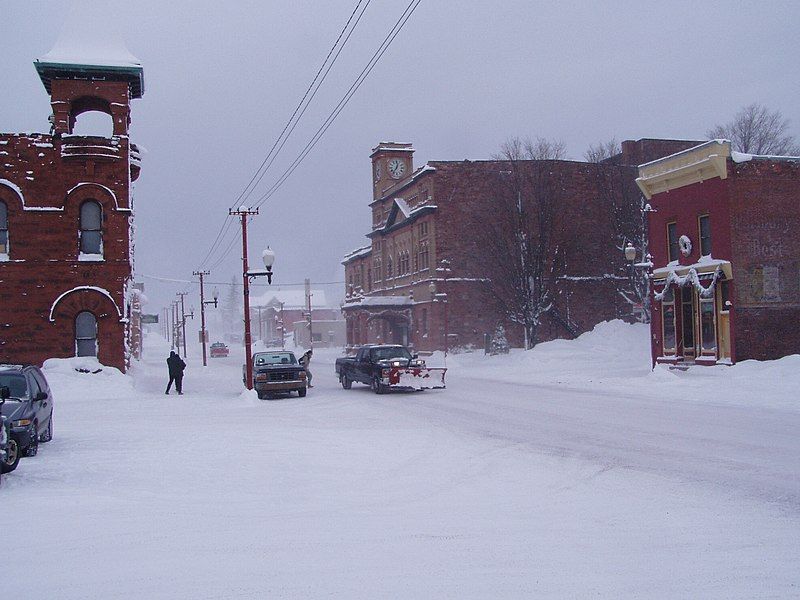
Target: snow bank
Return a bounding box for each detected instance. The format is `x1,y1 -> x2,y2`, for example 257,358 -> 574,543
445,320 -> 652,385
42,356 -> 134,400
440,319 -> 798,411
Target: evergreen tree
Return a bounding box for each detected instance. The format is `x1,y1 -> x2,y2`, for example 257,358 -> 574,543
489,325 -> 510,355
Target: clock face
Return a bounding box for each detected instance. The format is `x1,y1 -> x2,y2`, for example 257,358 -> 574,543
387,158 -> 406,179
374,161 -> 382,180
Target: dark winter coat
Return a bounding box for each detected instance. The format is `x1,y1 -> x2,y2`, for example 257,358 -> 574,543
167,351 -> 186,377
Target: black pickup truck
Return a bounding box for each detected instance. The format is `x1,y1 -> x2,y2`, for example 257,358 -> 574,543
335,344 -> 446,394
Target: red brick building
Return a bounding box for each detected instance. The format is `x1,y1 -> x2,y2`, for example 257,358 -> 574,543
638,140 -> 800,365
342,140 -> 698,352
0,54 -> 144,370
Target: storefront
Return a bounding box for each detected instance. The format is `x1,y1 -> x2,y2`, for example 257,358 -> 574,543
651,261 -> 733,365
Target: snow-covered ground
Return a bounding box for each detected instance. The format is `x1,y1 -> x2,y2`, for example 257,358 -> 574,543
3,321 -> 799,599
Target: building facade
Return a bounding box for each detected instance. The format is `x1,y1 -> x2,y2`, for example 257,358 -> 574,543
342,140 -> 699,352
0,55 -> 144,370
637,140 -> 800,365
249,288 -> 345,349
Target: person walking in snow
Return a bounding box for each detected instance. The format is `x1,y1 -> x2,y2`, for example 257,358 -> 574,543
166,350 -> 186,395
299,349 -> 313,388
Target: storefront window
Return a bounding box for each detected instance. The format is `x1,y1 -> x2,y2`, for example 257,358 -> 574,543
700,298 -> 716,351
681,287 -> 695,354
662,288 -> 676,354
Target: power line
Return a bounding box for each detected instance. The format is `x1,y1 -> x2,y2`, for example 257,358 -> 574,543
235,0 -> 371,207
251,0 -> 422,211
196,0 -> 370,271
140,273 -> 344,287
200,0 -> 423,271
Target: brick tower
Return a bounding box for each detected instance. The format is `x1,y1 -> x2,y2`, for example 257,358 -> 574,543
0,49 -> 144,370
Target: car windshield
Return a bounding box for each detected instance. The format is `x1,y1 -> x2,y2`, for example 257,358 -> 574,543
254,352 -> 297,366
370,347 -> 412,361
211,343 -> 225,348
0,373 -> 28,400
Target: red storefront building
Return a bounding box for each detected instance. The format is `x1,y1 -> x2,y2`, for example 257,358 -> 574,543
0,53 -> 144,370
637,140 -> 800,366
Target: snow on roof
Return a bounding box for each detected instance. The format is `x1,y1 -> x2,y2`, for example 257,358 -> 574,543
37,4 -> 142,69
378,165 -> 437,201
394,198 -> 411,218
249,287 -> 329,309
350,295 -> 413,307
731,150 -> 800,163
342,245 -> 372,263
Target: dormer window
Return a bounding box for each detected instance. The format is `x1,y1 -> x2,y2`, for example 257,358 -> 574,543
79,200 -> 103,257
0,201 -> 8,257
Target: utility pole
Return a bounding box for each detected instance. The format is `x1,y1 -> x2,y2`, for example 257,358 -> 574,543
231,207 -> 259,390
279,302 -> 285,349
177,292 -> 189,358
194,270 -> 213,367
171,301 -> 178,350
305,278 -> 313,349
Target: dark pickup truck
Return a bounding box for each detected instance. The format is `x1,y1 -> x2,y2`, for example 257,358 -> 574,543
245,351 -> 307,399
335,344 -> 446,394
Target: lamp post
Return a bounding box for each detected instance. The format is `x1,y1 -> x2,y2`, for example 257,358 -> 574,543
195,269 -> 218,367
429,279 -> 449,355
242,246 -> 276,390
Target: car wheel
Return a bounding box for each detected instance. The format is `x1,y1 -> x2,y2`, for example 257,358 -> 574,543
256,391 -> 265,400
26,424 -> 39,457
371,377 -> 385,395
298,387 -> 307,398
40,415 -> 53,443
341,375 -> 352,390
1,437 -> 21,473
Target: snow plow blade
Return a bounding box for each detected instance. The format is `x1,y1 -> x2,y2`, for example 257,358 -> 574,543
392,367 -> 447,390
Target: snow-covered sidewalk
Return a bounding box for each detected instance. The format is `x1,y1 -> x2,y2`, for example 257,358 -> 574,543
2,322 -> 798,599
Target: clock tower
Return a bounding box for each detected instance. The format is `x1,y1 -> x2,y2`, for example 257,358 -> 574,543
370,141 -> 414,200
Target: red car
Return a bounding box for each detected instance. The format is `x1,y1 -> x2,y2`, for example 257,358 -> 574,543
210,342 -> 229,358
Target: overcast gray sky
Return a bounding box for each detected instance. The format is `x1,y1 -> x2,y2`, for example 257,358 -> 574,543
2,0 -> 798,313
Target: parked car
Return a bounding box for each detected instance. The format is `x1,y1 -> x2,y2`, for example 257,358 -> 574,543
245,351 -> 307,399
210,342 -> 229,358
335,344 -> 447,394
0,364 -> 55,473
0,386 -> 11,485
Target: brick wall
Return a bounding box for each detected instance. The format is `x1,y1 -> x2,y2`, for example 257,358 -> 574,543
728,159 -> 800,360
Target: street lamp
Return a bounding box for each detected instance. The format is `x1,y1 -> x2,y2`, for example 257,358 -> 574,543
243,246 -> 276,389
429,279 -> 449,355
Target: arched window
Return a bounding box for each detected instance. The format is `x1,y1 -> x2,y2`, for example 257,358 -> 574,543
71,111 -> 114,137
80,201 -> 103,255
75,311 -> 98,357
0,201 -> 8,255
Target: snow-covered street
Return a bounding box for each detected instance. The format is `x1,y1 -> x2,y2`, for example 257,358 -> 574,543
3,322 -> 799,599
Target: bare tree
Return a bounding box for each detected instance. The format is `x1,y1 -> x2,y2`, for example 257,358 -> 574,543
591,163 -> 651,323
493,136 -> 568,161
469,144 -> 566,348
584,138 -> 620,163
707,103 -> 800,155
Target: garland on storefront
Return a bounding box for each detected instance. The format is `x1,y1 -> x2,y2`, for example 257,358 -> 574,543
653,266 -> 724,301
